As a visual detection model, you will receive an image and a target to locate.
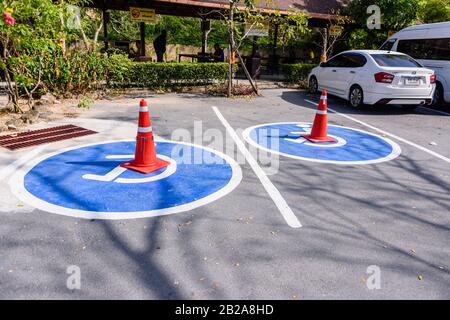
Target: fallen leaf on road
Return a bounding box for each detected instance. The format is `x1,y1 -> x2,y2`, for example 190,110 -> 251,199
418,275 -> 423,280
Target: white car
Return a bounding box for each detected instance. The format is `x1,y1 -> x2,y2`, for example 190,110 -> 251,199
308,50 -> 436,109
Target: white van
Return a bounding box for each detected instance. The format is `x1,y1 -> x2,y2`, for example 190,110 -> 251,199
380,22 -> 450,105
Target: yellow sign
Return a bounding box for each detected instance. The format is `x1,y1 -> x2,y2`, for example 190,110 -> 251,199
329,25 -> 343,37
129,7 -> 156,23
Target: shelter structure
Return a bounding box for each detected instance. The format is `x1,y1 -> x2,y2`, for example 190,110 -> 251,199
87,0 -> 350,57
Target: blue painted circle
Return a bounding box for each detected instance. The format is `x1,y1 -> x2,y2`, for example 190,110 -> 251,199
244,122 -> 401,164
18,141 -> 240,217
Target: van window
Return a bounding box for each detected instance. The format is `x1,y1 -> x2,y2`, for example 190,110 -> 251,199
397,38 -> 450,61
371,54 -> 422,67
380,39 -> 397,51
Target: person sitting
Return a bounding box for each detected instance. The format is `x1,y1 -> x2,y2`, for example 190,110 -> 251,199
212,43 -> 224,62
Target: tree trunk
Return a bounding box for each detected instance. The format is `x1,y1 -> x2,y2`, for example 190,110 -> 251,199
228,2 -> 235,98
321,27 -> 328,62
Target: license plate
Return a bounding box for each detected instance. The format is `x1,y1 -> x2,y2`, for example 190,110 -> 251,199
404,77 -> 421,86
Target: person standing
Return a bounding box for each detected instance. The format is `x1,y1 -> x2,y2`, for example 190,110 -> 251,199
153,30 -> 167,62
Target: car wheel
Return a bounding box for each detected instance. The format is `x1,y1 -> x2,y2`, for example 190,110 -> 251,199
309,76 -> 318,94
349,85 -> 364,108
432,82 -> 444,106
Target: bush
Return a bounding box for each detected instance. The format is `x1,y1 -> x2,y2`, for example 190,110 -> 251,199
40,49 -> 107,94
13,46 -> 108,97
281,64 -> 317,83
107,58 -> 229,89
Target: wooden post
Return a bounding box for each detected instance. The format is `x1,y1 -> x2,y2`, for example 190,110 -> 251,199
140,22 -> 146,57
102,6 -> 108,51
201,17 -> 207,55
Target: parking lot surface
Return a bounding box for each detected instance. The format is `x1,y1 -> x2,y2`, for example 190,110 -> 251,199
0,89 -> 449,299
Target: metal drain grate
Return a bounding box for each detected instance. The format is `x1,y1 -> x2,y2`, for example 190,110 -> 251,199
0,124 -> 97,150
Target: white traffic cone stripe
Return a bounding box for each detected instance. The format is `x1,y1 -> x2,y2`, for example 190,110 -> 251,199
139,107 -> 149,112
138,126 -> 153,133
320,96 -> 327,100
316,110 -> 327,115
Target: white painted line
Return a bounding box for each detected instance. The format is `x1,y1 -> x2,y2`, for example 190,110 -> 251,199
0,144 -> 48,182
115,155 -> 177,184
105,155 -> 134,159
83,155 -> 177,184
305,99 -> 450,164
83,166 -> 128,182
212,106 -> 302,229
417,106 -> 450,116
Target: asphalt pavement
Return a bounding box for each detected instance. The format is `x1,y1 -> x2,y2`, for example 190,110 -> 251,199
0,89 -> 448,299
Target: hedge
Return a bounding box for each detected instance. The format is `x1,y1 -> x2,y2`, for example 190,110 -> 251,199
281,64 -> 317,83
106,57 -> 229,88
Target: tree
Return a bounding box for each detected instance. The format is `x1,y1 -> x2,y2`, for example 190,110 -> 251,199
419,0 -> 450,23
310,11 -> 348,61
345,0 -> 422,49
223,1 -> 309,96
0,0 -> 95,113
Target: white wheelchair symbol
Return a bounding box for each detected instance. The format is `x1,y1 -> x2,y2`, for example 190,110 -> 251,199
82,154 -> 177,184
285,124 -> 347,148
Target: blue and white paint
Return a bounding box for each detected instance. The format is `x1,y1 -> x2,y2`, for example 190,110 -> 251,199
9,140 -> 242,219
243,122 -> 401,165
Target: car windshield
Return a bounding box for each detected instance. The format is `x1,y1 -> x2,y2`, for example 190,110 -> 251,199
371,54 -> 422,67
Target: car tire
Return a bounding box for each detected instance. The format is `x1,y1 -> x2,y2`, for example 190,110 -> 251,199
432,82 -> 444,106
309,76 -> 318,94
348,85 -> 364,108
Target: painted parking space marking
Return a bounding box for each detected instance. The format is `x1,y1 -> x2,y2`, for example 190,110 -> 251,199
304,99 -> 450,164
243,122 -> 401,165
9,139 -> 242,220
212,106 -> 302,229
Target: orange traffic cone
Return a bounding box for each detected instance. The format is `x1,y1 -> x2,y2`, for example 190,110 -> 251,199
121,99 -> 170,174
302,90 -> 337,143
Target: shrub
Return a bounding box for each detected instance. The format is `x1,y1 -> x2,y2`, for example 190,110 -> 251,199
281,63 -> 317,83
39,49 -> 107,94
107,60 -> 229,89
10,46 -> 108,97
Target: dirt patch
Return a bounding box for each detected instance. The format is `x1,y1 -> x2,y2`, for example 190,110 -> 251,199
0,96 -> 83,134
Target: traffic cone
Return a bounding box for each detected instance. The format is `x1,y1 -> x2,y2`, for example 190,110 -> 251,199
121,99 -> 170,174
301,90 -> 337,143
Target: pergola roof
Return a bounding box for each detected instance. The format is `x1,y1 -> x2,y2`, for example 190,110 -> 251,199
90,0 -> 350,21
